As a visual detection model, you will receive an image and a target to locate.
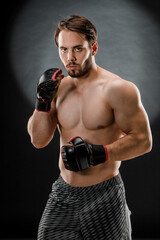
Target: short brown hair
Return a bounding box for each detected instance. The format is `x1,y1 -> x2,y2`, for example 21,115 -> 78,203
54,15 -> 97,47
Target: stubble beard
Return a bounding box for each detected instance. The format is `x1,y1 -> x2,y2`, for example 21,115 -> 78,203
65,54 -> 92,78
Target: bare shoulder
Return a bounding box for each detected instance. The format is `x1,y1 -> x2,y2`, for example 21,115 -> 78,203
100,69 -> 141,110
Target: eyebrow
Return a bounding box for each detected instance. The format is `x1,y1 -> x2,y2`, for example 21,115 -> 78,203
59,44 -> 83,49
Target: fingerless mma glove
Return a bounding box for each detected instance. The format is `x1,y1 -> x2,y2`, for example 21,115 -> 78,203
35,68 -> 62,112
61,137 -> 108,172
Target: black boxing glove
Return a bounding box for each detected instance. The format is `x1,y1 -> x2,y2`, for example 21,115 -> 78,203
61,137 -> 108,172
35,68 -> 62,112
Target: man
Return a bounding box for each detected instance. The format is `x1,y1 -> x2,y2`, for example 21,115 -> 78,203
27,15 -> 152,239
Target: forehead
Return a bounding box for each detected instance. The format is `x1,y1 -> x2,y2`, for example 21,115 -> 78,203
58,30 -> 89,48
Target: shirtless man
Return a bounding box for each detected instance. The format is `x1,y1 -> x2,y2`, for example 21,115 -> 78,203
27,15 -> 152,240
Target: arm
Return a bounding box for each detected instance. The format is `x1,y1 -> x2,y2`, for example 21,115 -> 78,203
27,68 -> 63,148
106,80 -> 152,161
27,102 -> 58,148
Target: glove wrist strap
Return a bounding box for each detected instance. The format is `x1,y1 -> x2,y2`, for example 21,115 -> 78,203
89,144 -> 108,166
35,98 -> 51,112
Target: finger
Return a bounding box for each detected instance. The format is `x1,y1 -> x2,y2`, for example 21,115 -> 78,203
56,74 -> 64,81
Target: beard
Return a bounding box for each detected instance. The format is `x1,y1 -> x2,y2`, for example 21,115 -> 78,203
65,54 -> 92,78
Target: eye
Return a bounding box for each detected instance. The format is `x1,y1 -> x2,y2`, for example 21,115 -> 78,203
61,48 -> 67,53
75,47 -> 82,52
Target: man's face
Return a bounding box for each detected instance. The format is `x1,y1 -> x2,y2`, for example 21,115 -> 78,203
58,30 -> 93,78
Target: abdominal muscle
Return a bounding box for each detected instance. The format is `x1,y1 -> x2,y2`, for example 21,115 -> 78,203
59,159 -> 121,187
58,125 -> 122,187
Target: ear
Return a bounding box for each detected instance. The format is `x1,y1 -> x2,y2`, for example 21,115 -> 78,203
92,41 -> 98,56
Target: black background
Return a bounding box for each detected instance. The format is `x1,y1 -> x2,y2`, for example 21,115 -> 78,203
2,0 -> 160,238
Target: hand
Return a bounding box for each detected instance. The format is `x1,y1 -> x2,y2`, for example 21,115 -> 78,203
61,137 -> 108,172
35,68 -> 64,112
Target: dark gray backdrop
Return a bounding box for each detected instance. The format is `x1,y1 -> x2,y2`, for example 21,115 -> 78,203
2,0 -> 160,238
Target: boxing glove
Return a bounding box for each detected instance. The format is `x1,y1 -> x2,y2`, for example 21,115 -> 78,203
35,68 -> 62,112
61,137 -> 108,171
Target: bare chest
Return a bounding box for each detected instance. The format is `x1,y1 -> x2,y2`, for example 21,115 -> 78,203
56,85 -> 113,130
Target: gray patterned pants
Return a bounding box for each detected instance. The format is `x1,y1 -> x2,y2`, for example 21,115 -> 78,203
37,174 -> 132,239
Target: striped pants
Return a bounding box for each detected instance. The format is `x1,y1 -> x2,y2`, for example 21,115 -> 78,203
37,174 -> 132,239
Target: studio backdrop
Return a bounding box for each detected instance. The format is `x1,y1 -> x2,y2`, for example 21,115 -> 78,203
2,0 -> 160,238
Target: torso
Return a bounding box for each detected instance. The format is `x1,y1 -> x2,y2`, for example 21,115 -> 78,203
55,67 -> 124,186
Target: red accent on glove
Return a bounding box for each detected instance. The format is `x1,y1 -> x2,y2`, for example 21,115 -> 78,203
52,69 -> 62,81
69,136 -> 80,143
103,145 -> 108,161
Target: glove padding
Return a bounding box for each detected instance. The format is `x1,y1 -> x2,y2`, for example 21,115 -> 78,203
35,68 -> 62,112
61,137 -> 108,172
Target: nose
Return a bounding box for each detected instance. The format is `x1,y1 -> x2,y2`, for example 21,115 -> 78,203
67,49 -> 76,62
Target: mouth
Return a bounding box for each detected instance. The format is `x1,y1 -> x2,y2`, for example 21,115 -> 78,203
68,65 -> 78,70
66,63 -> 79,70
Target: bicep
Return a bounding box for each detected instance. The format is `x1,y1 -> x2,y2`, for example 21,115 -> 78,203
114,105 -> 149,136
109,81 -> 150,135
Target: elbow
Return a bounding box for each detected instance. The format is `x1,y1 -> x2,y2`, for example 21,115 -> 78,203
28,132 -> 49,149
32,143 -> 45,149
142,134 -> 153,154
28,131 -> 51,149
146,138 -> 153,153
31,138 -> 47,149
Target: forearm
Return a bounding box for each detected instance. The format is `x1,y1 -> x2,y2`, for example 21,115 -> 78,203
106,132 -> 152,162
27,110 -> 57,148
